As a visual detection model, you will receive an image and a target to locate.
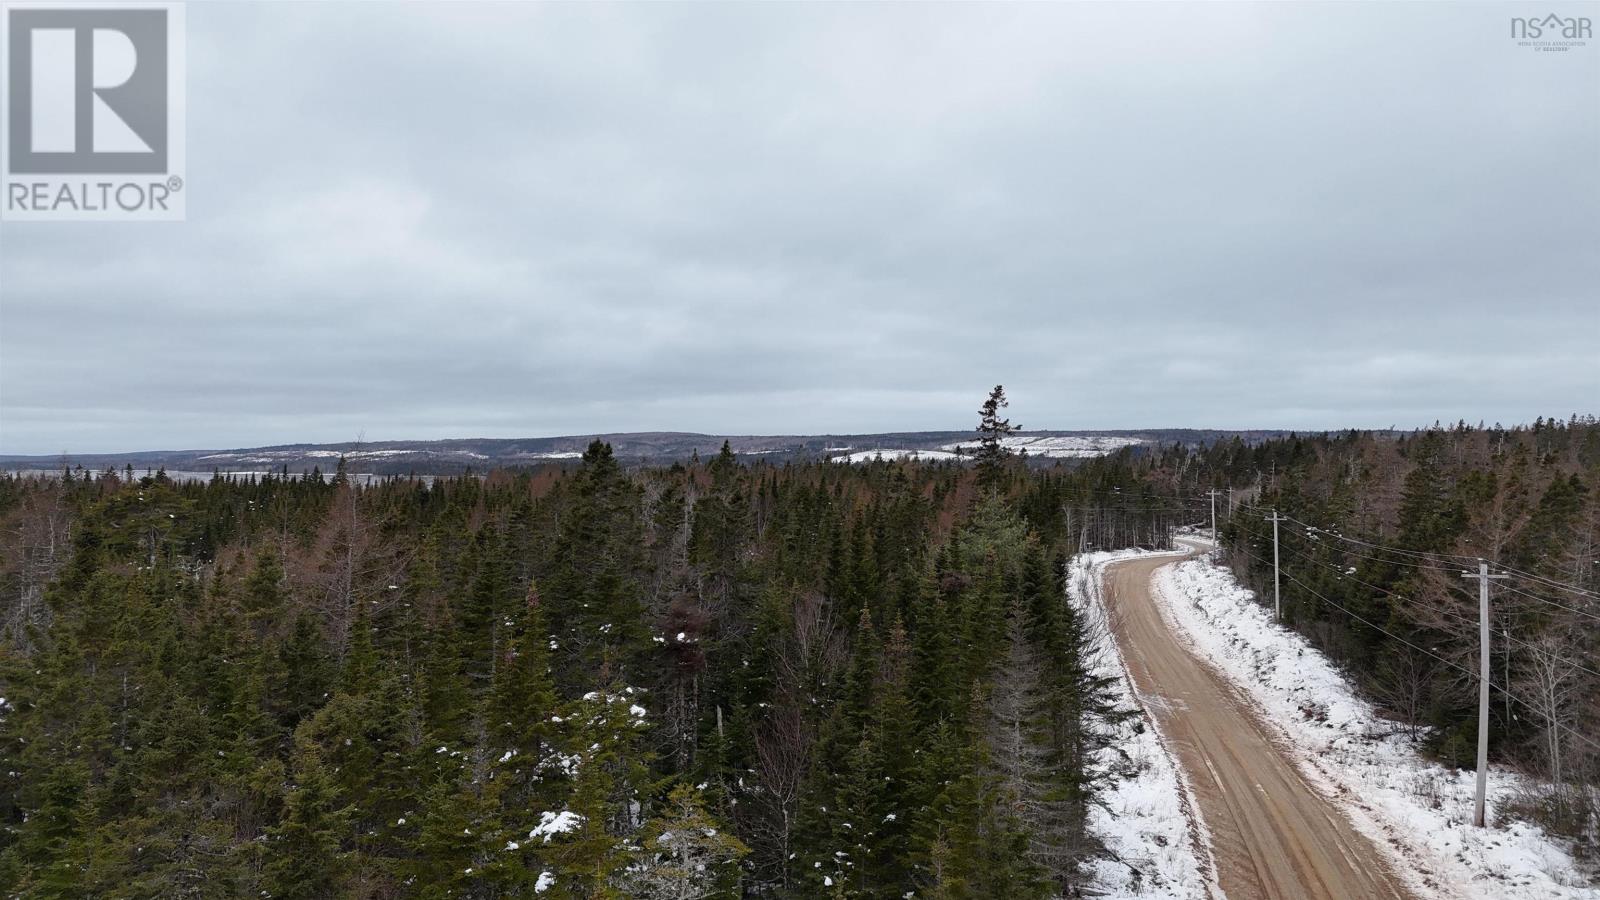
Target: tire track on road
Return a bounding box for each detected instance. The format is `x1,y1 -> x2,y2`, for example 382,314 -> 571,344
1104,545 -> 1417,900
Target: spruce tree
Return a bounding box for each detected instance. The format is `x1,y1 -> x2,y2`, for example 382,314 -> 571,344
620,784 -> 749,898
974,385 -> 1018,490
264,742 -> 352,899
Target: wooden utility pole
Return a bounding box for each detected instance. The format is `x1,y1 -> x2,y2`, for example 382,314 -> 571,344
1208,490 -> 1221,542
1265,510 -> 1286,620
1461,561 -> 1508,828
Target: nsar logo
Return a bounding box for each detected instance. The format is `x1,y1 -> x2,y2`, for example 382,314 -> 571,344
1510,13 -> 1592,52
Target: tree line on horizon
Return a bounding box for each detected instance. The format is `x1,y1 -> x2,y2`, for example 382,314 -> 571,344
0,388 -> 1152,898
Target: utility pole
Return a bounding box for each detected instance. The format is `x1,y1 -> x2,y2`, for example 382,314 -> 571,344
1461,561 -> 1509,828
1208,490 -> 1221,543
1265,509 -> 1286,620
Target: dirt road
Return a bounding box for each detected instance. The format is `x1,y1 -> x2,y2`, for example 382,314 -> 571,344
1105,544 -> 1417,900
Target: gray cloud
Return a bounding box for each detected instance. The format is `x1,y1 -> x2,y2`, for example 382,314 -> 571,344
2,2 -> 1596,453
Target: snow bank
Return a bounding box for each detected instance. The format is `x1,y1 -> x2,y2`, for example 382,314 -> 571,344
1153,552 -> 1598,900
1068,549 -> 1216,900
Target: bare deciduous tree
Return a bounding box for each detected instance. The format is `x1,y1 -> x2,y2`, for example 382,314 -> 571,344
753,699 -> 810,890
1,484 -> 71,653
1371,648 -> 1439,740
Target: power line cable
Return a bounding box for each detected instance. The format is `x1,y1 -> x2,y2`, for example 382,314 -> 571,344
1273,534 -> 1600,681
1221,538 -> 1600,755
1225,540 -> 1479,681
1494,582 -> 1600,626
1264,511 -> 1599,600
1233,511 -> 1600,613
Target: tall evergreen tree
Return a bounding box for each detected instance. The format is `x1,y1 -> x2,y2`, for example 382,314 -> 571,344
974,385 -> 1019,490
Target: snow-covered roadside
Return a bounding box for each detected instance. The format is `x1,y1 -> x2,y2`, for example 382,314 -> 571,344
1068,549 -> 1217,900
1152,550 -> 1599,900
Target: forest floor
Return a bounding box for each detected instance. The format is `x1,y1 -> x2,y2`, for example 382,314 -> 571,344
1104,542 -> 1417,900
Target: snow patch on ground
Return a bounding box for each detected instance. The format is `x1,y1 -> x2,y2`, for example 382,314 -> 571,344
1152,551 -> 1598,900
1069,548 -> 1216,900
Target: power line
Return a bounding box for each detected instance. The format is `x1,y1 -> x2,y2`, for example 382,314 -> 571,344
1497,567 -> 1600,601
1495,631 -> 1600,682
1237,513 -> 1600,621
1234,517 -> 1600,631
1226,540 -> 1478,682
1233,519 -> 1600,678
1222,538 -> 1600,757
1051,487 -> 1211,508
1495,582 -> 1600,626
1236,518 -> 1482,633
1268,512 -> 1599,600
1275,515 -> 1479,565
1188,492 -> 1597,601
1060,502 -> 1210,512
1496,685 -> 1600,755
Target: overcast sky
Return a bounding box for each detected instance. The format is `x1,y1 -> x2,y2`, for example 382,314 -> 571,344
1,2 -> 1596,454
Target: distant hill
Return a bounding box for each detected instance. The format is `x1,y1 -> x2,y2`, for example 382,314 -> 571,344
0,429 -> 1297,477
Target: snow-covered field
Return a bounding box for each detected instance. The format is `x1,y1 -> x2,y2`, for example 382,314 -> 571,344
1068,549 -> 1216,900
838,435 -> 1144,463
834,448 -> 963,463
942,434 -> 1143,458
1152,550 -> 1599,900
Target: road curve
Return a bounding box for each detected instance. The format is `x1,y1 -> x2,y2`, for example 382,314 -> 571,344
1104,543 -> 1417,900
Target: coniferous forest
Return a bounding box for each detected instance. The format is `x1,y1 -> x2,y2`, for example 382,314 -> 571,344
1,414 -> 1596,897
0,422 -> 1138,898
